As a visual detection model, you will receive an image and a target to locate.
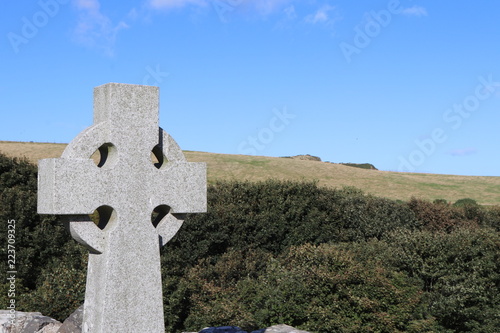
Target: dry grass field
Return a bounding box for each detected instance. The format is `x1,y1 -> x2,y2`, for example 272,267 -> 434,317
1,140 -> 499,205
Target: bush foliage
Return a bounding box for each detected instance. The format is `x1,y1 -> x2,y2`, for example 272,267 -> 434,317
0,153 -> 499,332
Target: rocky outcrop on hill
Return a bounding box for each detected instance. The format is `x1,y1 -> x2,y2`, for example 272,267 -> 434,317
340,162 -> 378,170
282,154 -> 322,162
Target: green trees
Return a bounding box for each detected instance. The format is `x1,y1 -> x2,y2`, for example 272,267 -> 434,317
1,153 -> 499,332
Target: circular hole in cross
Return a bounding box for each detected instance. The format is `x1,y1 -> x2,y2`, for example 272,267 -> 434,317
151,144 -> 168,169
89,205 -> 116,230
151,205 -> 170,228
91,143 -> 117,168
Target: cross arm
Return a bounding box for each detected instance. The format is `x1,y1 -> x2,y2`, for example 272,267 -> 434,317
154,162 -> 207,214
152,161 -> 206,247
37,158 -> 102,215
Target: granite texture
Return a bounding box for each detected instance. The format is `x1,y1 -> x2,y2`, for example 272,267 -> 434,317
37,83 -> 207,333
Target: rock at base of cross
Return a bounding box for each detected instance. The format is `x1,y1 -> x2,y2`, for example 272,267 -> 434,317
0,306 -> 83,333
57,305 -> 83,333
0,310 -> 62,333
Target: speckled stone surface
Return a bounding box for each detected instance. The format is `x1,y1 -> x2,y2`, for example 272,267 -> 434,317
0,310 -> 62,333
37,83 -> 207,333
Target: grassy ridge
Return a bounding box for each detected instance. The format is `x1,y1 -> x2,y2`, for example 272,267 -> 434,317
1,140 -> 499,205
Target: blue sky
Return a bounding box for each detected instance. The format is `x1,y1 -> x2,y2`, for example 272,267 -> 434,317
1,0 -> 499,176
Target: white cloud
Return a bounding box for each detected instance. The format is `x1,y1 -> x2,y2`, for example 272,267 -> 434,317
401,5 -> 428,17
449,148 -> 478,157
127,8 -> 139,20
284,5 -> 296,20
250,0 -> 292,16
305,5 -> 339,26
73,0 -> 129,56
274,4 -> 297,30
147,0 -> 291,16
149,0 -> 207,10
76,0 -> 100,10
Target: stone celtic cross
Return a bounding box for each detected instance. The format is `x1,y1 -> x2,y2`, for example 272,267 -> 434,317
37,83 -> 207,332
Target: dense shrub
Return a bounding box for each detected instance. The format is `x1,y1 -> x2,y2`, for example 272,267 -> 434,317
0,154 -> 72,299
454,198 -> 479,207
484,205 -> 500,231
162,180 -> 422,331
165,181 -> 419,269
382,227 -> 500,332
433,199 -> 448,205
182,244 -> 438,333
20,241 -> 87,320
179,249 -> 272,331
407,197 -> 473,232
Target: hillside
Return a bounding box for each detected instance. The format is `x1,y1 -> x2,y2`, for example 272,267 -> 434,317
0,140 -> 499,205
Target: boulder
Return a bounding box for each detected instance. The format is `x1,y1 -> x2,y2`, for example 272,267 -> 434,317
36,322 -> 62,333
254,324 -> 311,333
57,305 -> 83,333
0,306 -> 84,333
199,327 -> 246,333
0,310 -> 62,333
